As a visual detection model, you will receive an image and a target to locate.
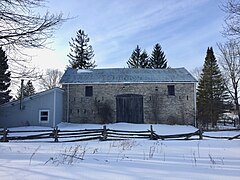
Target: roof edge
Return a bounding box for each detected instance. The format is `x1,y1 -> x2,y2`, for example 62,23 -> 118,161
61,81 -> 198,85
0,87 -> 64,107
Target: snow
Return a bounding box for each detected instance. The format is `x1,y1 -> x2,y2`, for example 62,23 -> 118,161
204,130 -> 240,137
0,123 -> 239,180
77,69 -> 93,73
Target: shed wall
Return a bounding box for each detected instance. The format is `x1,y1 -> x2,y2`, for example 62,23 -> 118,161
54,90 -> 64,126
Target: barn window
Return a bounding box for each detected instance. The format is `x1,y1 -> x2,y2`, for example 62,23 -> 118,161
39,110 -> 49,123
85,86 -> 93,97
167,85 -> 175,96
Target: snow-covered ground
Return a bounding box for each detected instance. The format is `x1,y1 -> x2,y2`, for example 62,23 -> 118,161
0,123 -> 239,180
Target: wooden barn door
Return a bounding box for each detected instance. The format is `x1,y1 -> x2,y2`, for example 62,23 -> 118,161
116,94 -> 143,124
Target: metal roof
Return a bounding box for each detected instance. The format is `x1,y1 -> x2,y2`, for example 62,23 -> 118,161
60,68 -> 197,84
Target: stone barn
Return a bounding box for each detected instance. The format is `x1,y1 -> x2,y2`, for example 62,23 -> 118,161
60,68 -> 197,125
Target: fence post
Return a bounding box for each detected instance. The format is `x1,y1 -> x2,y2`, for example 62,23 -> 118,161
101,125 -> 107,141
1,128 -> 9,142
53,126 -> 59,142
150,125 -> 156,140
199,128 -> 203,140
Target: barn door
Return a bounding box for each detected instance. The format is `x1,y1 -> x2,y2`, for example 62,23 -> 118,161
116,94 -> 143,124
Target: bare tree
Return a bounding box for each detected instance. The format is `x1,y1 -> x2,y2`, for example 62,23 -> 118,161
39,69 -> 63,90
217,39 -> 240,124
0,0 -> 67,78
190,66 -> 203,81
221,0 -> 240,40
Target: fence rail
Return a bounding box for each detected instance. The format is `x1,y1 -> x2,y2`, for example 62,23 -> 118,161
0,125 -> 239,143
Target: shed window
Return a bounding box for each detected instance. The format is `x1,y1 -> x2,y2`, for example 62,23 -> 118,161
85,86 -> 93,97
168,85 -> 175,96
39,110 -> 49,123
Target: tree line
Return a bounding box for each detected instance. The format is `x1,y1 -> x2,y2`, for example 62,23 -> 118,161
127,44 -> 167,69
67,30 -> 168,69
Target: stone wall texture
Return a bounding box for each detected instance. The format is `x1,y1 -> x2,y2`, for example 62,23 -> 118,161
62,83 -> 196,125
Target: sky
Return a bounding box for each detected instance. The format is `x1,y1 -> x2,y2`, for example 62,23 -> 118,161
28,0 -> 226,73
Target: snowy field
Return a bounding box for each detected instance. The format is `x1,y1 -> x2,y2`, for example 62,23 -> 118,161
0,123 -> 239,180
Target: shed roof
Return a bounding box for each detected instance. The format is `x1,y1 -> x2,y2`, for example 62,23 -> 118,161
60,68 -> 197,84
0,87 -> 64,107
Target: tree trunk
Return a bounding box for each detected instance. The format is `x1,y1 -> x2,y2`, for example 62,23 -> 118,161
234,86 -> 240,125
236,102 -> 240,125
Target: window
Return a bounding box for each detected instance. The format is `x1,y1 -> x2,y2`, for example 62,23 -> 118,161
168,85 -> 175,96
39,110 -> 49,123
85,86 -> 93,97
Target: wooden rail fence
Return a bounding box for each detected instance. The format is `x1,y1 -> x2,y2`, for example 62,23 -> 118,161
0,125 -> 239,143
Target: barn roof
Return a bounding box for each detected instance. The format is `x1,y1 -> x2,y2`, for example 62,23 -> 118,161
60,67 -> 197,84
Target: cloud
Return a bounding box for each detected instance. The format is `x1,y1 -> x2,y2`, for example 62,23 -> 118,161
29,0 -> 225,71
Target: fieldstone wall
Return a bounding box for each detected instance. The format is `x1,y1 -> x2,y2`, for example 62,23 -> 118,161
62,83 -> 196,125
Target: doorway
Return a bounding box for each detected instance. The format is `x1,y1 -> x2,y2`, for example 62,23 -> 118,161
116,94 -> 144,123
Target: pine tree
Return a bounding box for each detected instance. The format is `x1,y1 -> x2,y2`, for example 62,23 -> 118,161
127,45 -> 149,68
25,80 -> 35,96
0,47 -> 11,104
197,47 -> 230,128
140,50 -> 149,68
127,45 -> 141,68
16,80 -> 35,99
68,29 -> 96,69
149,43 -> 167,69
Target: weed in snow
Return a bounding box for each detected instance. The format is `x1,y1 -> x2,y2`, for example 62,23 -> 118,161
92,148 -> 98,154
192,151 -> 197,167
149,146 -> 156,159
197,141 -> 200,158
114,140 -> 139,151
29,145 -> 41,165
44,144 -> 88,166
208,154 -> 225,168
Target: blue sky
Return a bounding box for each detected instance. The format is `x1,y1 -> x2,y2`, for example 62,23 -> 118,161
30,0 -> 226,72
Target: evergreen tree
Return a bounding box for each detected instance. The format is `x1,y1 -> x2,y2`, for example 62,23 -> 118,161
140,50 -> 149,68
68,29 -> 96,69
0,47 -> 11,104
149,43 -> 167,69
127,45 -> 149,68
16,80 -> 35,99
25,80 -> 35,96
197,47 -> 230,128
127,45 -> 141,68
